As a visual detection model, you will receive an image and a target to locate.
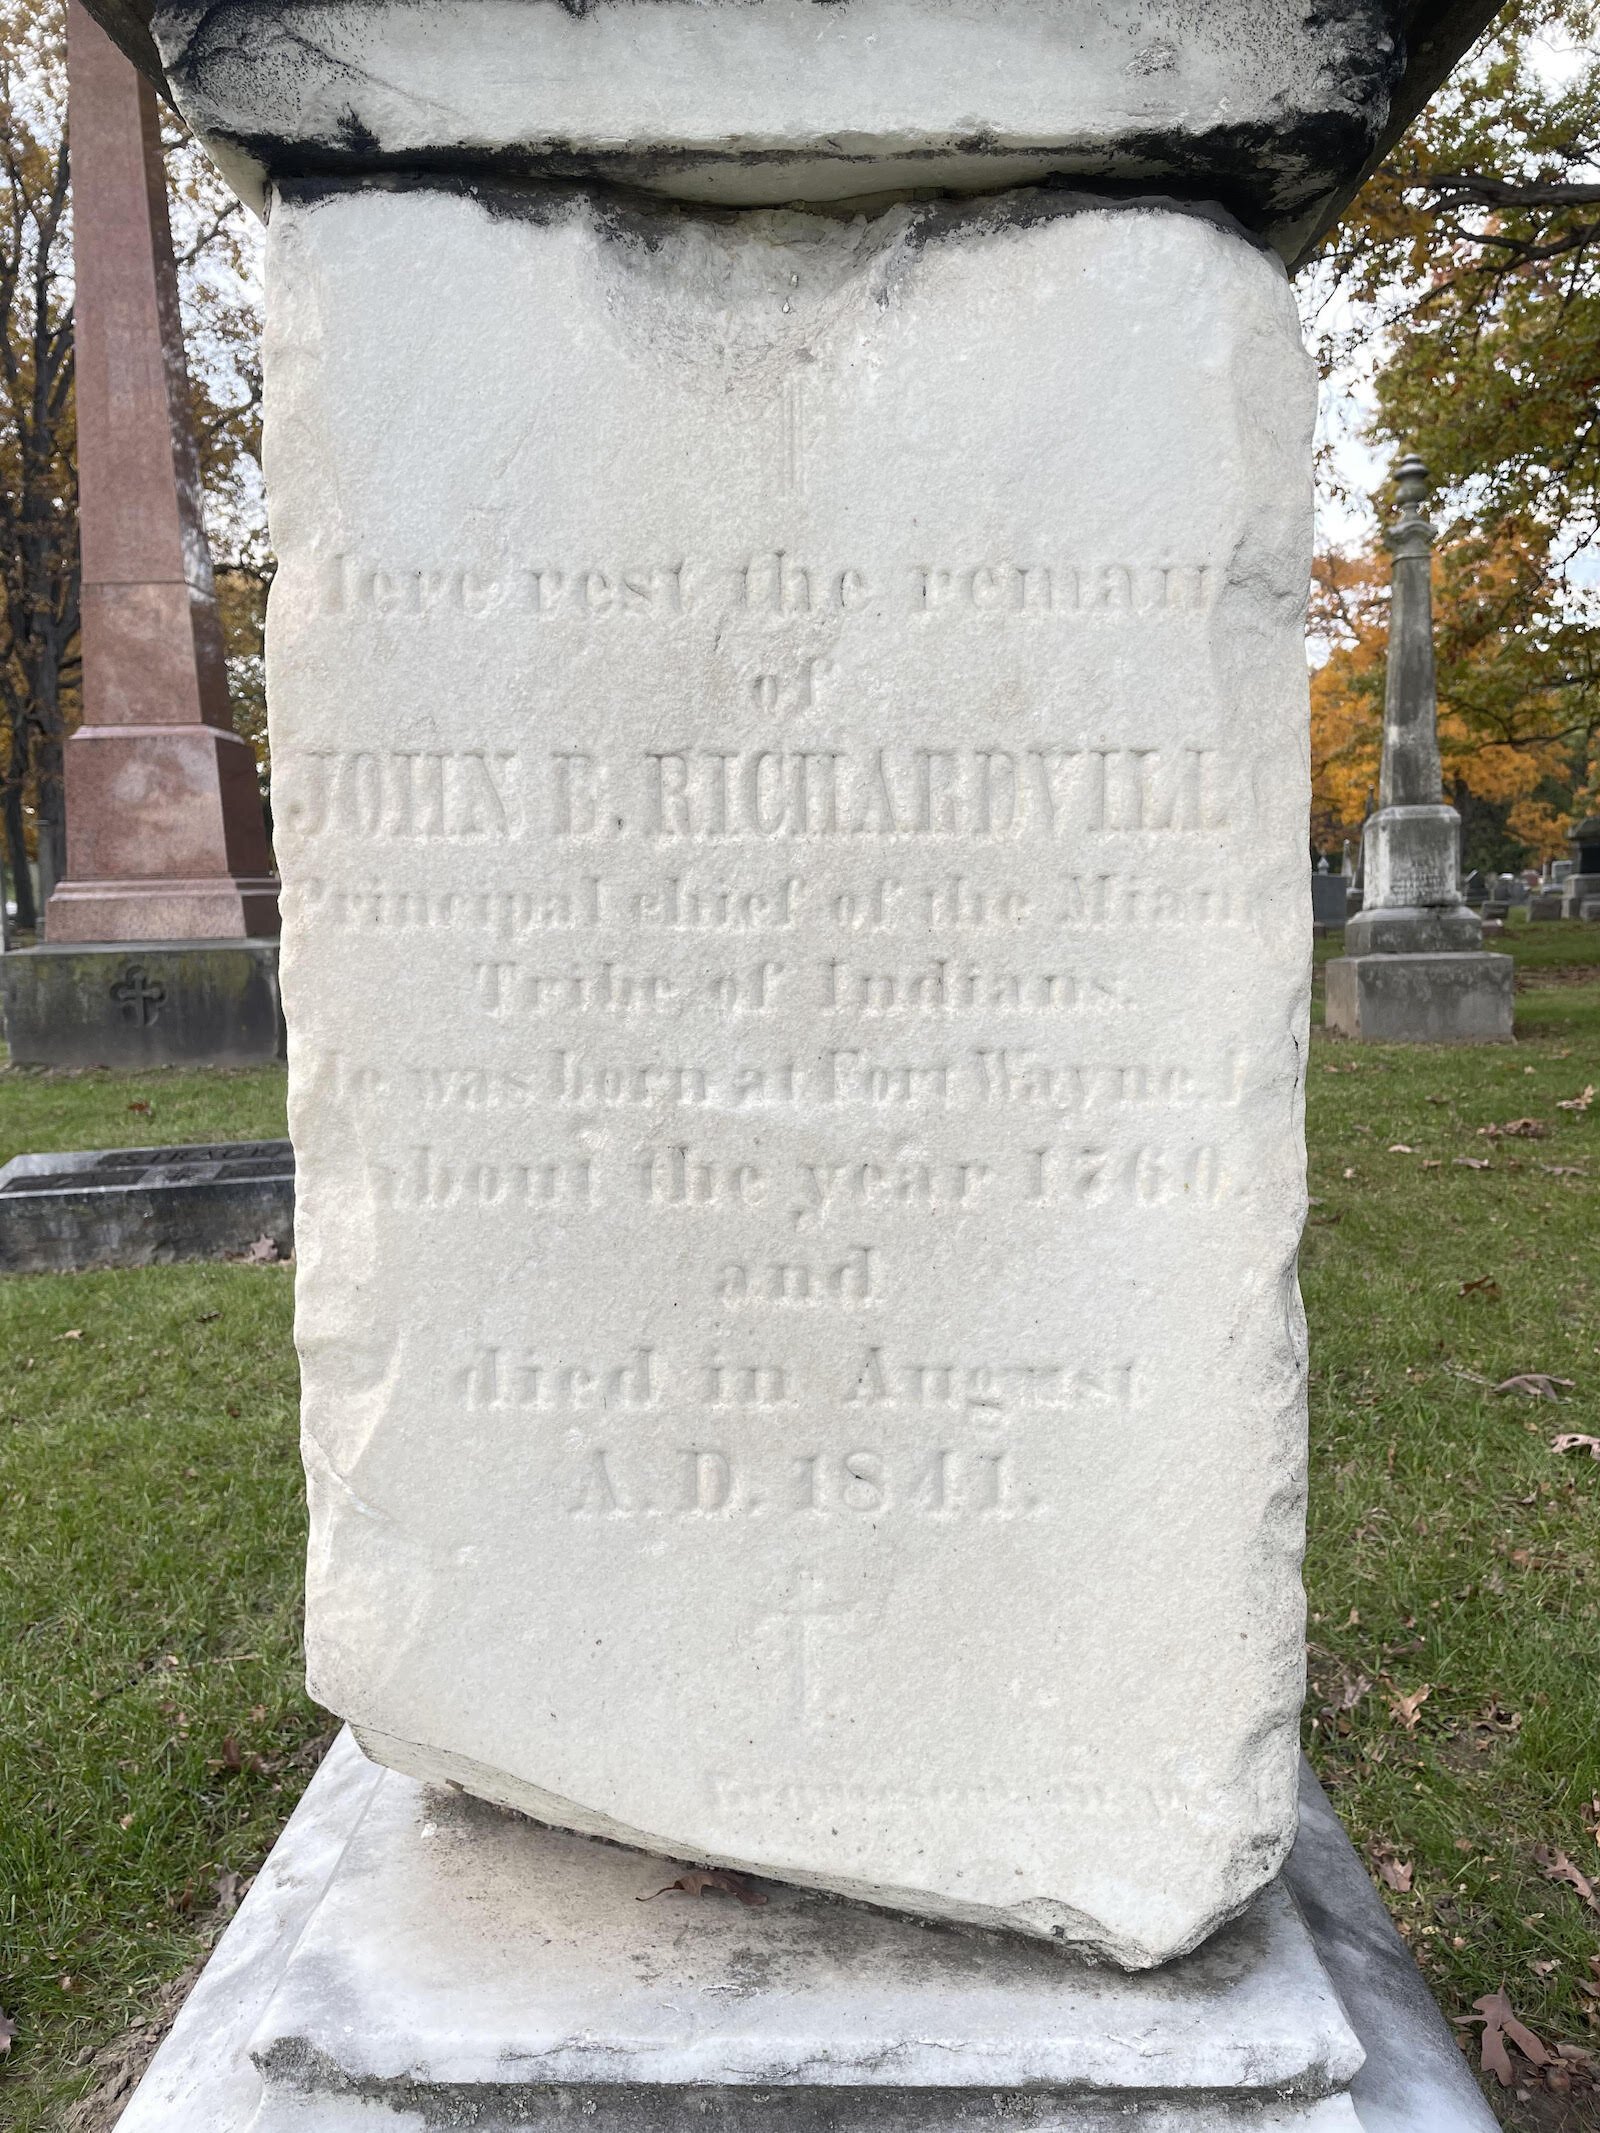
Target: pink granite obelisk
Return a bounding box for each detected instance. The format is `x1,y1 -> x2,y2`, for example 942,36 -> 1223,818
45,2 -> 278,944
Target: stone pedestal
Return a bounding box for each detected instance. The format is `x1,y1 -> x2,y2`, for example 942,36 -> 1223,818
81,3 -> 1509,2125
115,1731 -> 1496,2133
45,5 -> 277,947
0,940 -> 284,1068
1324,952 -> 1513,1045
1344,903 -> 1483,955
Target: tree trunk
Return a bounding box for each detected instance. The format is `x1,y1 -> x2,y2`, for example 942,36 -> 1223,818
1,777 -> 39,934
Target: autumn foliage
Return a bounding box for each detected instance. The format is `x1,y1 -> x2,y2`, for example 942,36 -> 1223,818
1311,524 -> 1599,863
1309,0 -> 1600,868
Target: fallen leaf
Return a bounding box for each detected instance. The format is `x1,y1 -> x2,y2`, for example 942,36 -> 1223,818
641,1869 -> 768,1907
1388,1143 -> 1417,1155
196,1311 -> 221,1324
1342,1166 -> 1358,1180
0,2006 -> 13,2055
1459,1275 -> 1502,1302
1377,1855 -> 1414,1892
1422,1159 -> 1442,1170
1454,1156 -> 1492,1171
1553,1434 -> 1600,1462
1457,1990 -> 1552,2086
213,1870 -> 243,1917
1534,1845 -> 1599,1911
221,1735 -> 243,1772
1539,1164 -> 1588,1177
1557,1084 -> 1596,1113
1476,1698 -> 1522,1735
1388,1683 -> 1432,1731
1532,1959 -> 1560,1977
1480,1118 -> 1549,1141
126,1100 -> 152,1115
243,1235 -> 280,1264
57,1328 -> 83,1341
1494,1375 -> 1575,1401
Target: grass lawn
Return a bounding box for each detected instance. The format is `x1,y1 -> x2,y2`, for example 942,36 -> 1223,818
2,928 -> 1598,2128
0,1064 -> 288,1170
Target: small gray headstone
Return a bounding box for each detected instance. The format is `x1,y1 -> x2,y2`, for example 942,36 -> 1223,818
1311,872 -> 1348,927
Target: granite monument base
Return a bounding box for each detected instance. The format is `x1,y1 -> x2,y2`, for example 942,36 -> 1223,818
115,1732 -> 1495,2133
0,940 -> 284,1068
1325,953 -> 1514,1045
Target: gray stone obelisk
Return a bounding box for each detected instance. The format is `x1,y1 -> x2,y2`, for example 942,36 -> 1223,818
1327,457 -> 1513,1042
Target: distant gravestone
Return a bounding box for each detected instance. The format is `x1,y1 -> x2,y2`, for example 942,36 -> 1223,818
1311,871 -> 1348,928
1327,457 -> 1511,1042
0,1142 -> 293,1272
0,5 -> 281,1071
1563,817 -> 1600,917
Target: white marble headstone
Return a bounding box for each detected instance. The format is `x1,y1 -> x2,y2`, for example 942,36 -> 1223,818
267,185 -> 1314,1969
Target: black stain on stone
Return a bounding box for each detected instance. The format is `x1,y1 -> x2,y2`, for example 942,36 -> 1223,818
153,0 -> 1415,249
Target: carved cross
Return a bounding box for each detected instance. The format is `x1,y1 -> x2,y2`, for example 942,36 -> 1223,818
760,1567 -> 854,1729
109,964 -> 166,1026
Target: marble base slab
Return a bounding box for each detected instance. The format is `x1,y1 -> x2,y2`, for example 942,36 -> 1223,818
114,1734 -> 1495,2133
1324,953 -> 1514,1046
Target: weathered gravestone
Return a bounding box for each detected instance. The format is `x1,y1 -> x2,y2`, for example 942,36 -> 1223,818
90,3 -> 1505,2128
1563,817 -> 1600,917
1326,457 -> 1513,1043
1311,863 -> 1349,930
0,1141 -> 293,1274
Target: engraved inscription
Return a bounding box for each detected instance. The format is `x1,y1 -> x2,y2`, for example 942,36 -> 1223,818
311,551 -> 1217,622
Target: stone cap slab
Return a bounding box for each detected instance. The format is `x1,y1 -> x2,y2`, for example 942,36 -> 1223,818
76,0 -> 1506,259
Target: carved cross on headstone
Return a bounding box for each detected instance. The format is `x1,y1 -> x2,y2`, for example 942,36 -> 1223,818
760,1567 -> 855,1729
110,964 -> 166,1026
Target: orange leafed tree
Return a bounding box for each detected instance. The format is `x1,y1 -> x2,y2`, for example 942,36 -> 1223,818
1310,521 -> 1597,863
